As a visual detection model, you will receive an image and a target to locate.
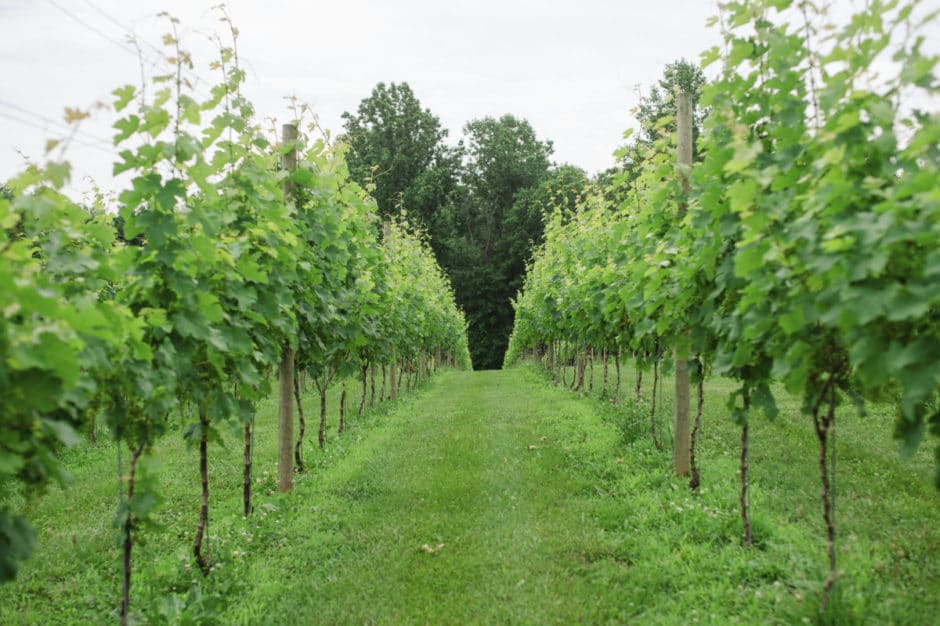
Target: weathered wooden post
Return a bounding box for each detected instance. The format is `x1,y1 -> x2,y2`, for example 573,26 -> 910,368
278,123 -> 298,492
673,92 -> 693,477
383,220 -> 398,400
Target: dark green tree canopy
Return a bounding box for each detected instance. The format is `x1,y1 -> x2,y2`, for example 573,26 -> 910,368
446,115 -> 554,369
340,82 -> 459,242
341,86 -> 560,369
504,164 -> 590,277
458,115 -> 553,260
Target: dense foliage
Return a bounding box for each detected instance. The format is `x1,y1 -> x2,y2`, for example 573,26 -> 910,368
0,17 -> 470,622
340,82 -> 461,254
341,87 -> 574,369
506,0 -> 939,613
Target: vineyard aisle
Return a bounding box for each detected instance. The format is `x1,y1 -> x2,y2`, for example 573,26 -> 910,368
221,364 -> 940,625
5,366 -> 934,624
231,367 -> 640,624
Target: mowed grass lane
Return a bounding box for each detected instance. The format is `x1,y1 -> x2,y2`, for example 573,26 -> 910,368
229,368 -> 633,624
3,365 -> 936,624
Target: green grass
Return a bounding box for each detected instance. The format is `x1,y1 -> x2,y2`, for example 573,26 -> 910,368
1,364 -> 938,624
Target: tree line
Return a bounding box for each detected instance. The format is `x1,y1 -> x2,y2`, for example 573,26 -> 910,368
340,83 -> 591,369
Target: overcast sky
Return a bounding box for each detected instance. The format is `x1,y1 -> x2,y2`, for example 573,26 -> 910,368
1,1 -> 937,199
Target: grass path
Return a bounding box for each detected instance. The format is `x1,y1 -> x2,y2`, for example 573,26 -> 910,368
230,368 -> 632,624
2,365 -> 937,624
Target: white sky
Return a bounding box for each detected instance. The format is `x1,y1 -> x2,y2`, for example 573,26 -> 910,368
0,0 -> 720,196
0,1 -> 937,199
